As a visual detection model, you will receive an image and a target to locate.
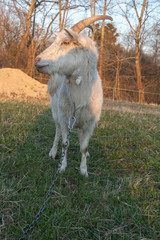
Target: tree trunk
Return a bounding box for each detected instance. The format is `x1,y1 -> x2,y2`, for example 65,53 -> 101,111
135,42 -> 145,104
134,0 -> 146,104
114,57 -> 120,100
99,0 -> 107,82
26,39 -> 36,77
15,0 -> 35,67
90,0 -> 96,40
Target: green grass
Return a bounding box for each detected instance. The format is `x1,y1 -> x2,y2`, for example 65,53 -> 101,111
0,100 -> 160,240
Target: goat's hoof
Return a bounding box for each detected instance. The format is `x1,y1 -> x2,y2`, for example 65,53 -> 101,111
49,149 -> 56,159
80,168 -> 88,177
60,165 -> 67,173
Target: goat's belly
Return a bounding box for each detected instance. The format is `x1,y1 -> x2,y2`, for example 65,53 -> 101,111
89,96 -> 102,122
73,106 -> 97,129
90,80 -> 103,121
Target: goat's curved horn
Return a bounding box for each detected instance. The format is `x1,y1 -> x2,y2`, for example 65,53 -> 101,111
71,15 -> 113,33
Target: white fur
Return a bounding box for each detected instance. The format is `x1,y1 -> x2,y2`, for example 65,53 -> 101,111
35,29 -> 103,177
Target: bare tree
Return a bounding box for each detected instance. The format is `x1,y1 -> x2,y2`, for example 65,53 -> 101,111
152,24 -> 160,66
14,0 -> 36,66
0,1 -> 23,67
25,1 -> 59,76
116,0 -> 160,104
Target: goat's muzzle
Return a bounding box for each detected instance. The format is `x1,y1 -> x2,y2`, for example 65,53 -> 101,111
34,57 -> 49,74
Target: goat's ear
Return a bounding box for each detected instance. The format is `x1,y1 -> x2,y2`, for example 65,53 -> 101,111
64,28 -> 80,46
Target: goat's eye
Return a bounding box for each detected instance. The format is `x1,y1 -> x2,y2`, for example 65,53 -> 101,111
61,40 -> 70,45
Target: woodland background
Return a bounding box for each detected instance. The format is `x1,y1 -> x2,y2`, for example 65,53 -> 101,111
0,0 -> 159,104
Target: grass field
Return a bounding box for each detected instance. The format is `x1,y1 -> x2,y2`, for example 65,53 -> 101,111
0,100 -> 160,240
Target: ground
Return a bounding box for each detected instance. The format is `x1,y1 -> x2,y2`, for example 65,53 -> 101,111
0,68 -> 49,104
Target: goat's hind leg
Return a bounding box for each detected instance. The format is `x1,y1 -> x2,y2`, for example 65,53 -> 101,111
49,124 -> 61,159
78,129 -> 91,177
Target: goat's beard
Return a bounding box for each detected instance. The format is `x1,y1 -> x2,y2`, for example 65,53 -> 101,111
48,73 -> 64,96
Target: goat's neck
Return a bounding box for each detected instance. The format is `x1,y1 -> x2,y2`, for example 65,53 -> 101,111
66,70 -> 97,109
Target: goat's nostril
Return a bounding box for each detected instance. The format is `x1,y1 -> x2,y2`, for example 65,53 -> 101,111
35,57 -> 41,63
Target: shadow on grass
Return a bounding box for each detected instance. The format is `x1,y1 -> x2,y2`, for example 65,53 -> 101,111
0,102 -> 106,239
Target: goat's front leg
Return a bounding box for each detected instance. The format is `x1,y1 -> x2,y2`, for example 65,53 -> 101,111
60,127 -> 69,173
49,124 -> 61,159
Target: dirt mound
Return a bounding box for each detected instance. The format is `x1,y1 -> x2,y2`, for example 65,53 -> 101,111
0,68 -> 49,103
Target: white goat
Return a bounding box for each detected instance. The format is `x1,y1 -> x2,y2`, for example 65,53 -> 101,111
35,15 -> 112,177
